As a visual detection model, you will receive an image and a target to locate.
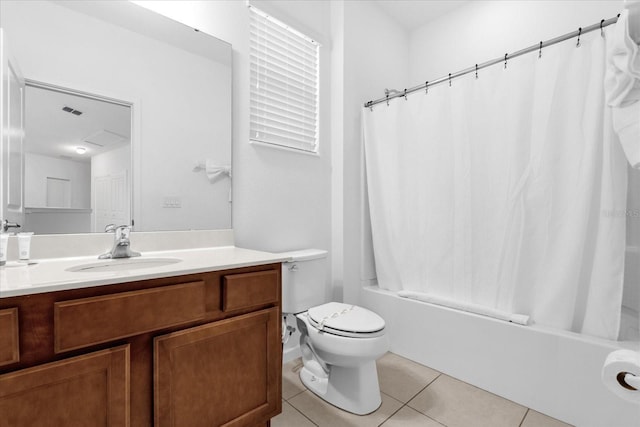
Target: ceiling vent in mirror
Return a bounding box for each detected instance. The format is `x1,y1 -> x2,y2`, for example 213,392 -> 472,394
62,106 -> 83,115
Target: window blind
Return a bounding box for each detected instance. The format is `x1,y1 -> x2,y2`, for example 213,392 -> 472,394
249,6 -> 320,153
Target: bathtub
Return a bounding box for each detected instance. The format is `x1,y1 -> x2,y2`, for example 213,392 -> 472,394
361,285 -> 640,427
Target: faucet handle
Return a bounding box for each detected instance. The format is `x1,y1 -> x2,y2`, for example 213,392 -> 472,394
105,224 -> 131,234
115,225 -> 131,240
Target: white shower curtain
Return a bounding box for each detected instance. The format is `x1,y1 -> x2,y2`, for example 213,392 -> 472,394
363,31 -> 628,340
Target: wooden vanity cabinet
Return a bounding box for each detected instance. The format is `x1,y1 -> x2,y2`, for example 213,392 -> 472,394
0,263 -> 282,427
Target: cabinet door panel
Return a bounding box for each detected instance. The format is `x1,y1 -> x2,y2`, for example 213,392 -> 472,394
0,344 -> 129,427
154,308 -> 281,427
0,307 -> 19,366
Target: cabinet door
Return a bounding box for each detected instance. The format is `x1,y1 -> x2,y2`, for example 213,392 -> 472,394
154,308 -> 281,427
0,344 -> 129,426
0,307 -> 19,366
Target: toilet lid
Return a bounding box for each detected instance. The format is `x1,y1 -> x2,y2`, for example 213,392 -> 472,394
307,302 -> 385,335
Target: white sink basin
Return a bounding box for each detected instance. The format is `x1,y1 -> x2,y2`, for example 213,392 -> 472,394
66,257 -> 182,273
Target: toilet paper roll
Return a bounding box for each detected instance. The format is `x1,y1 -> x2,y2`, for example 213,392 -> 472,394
602,349 -> 640,403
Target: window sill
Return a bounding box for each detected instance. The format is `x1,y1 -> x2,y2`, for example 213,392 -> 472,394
249,139 -> 320,157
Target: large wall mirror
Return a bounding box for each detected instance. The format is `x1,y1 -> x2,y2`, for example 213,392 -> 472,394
0,0 -> 232,234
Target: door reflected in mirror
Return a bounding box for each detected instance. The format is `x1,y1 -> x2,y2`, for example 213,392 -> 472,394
0,0 -> 232,234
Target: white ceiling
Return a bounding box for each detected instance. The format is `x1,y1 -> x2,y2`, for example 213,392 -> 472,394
25,85 -> 131,163
373,1 -> 470,31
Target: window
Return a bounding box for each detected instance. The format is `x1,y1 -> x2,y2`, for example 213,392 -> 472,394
249,5 -> 320,153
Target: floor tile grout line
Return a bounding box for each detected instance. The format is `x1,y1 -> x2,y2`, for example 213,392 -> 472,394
378,401 -> 448,427
404,372 -> 442,409
377,392 -> 408,427
518,408 -> 530,427
285,397 -> 320,426
402,373 -> 454,426
424,412 -> 448,427
284,387 -> 306,402
378,403 -> 406,426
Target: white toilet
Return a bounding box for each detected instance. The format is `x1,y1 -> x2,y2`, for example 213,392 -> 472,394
281,249 -> 388,415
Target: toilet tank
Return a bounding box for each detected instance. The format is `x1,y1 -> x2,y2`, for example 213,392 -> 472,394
279,249 -> 328,314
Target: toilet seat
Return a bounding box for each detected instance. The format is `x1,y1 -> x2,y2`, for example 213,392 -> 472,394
307,302 -> 386,338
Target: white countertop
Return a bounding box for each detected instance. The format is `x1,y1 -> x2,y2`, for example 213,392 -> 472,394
0,246 -> 288,298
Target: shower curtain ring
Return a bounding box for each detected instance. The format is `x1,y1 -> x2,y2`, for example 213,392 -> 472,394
368,101 -> 373,112
386,94 -> 389,106
576,27 -> 582,47
425,81 -> 428,94
448,73 -> 452,87
600,19 -> 605,37
504,53 -> 508,69
475,64 -> 478,79
404,89 -> 407,100
538,41 -> 543,58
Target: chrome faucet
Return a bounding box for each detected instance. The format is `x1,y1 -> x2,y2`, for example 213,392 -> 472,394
99,224 -> 140,259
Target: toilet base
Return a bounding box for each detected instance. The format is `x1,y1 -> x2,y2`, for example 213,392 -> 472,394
299,360 -> 382,415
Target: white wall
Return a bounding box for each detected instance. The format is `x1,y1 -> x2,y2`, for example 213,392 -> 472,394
22,152 -> 92,233
409,1 -> 624,83
336,1 -> 409,304
1,0 -> 232,232
24,152 -> 90,208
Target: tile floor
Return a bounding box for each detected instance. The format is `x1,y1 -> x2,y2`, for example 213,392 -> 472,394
273,352 -> 572,427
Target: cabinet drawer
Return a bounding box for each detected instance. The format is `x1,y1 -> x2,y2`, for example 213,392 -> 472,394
0,308 -> 19,367
222,270 -> 279,312
55,281 -> 206,353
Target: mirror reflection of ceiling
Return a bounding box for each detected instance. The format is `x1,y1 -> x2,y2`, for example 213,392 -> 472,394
1,0 -> 233,233
25,85 -> 131,163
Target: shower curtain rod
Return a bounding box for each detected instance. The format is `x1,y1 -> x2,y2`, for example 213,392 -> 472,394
363,15 -> 620,109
